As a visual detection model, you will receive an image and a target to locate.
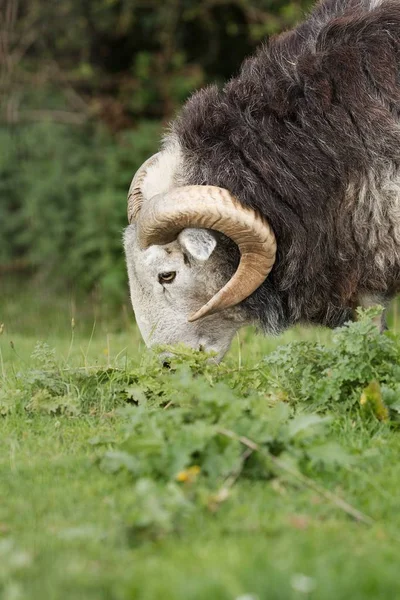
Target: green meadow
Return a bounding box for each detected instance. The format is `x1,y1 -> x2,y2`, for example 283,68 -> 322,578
1,288 -> 400,600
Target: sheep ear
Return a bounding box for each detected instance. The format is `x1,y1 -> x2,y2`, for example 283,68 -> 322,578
178,228 -> 217,262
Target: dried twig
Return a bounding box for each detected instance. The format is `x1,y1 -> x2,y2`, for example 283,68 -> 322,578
0,259 -> 30,275
19,109 -> 87,125
218,427 -> 375,525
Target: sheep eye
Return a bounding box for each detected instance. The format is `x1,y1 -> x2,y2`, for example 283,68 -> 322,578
158,271 -> 176,284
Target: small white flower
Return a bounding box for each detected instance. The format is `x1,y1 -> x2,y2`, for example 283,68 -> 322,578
291,573 -> 316,594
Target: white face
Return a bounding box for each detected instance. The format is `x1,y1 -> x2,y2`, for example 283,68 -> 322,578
123,225 -> 245,361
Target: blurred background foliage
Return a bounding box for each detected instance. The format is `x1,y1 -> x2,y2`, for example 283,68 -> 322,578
0,0 -> 313,305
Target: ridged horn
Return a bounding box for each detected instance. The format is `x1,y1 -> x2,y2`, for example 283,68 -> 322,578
137,185 -> 276,321
127,153 -> 160,222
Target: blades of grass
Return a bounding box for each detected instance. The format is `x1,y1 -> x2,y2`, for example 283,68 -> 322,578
107,333 -> 111,369
0,323 -> 5,380
235,331 -> 242,371
9,339 -> 27,366
65,318 -> 76,364
81,320 -> 96,371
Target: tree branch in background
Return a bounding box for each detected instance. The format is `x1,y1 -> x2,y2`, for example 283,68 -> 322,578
18,109 -> 88,125
0,259 -> 31,275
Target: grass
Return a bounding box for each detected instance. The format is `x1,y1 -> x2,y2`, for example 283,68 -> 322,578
1,287 -> 400,600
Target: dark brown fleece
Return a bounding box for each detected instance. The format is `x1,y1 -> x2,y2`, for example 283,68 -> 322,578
172,0 -> 400,332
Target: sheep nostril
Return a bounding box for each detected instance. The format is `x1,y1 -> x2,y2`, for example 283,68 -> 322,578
162,360 -> 171,369
198,344 -> 205,352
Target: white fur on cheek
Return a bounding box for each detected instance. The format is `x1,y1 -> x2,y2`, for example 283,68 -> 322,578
123,225 -> 245,360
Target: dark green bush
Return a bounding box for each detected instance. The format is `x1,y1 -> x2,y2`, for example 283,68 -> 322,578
0,121 -> 161,301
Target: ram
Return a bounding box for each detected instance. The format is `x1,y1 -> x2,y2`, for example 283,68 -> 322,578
124,0 -> 400,361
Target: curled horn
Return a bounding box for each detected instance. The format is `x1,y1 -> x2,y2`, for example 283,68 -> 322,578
136,185 -> 277,321
127,153 -> 160,222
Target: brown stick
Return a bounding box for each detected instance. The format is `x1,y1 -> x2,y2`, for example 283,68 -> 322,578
217,427 -> 374,526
